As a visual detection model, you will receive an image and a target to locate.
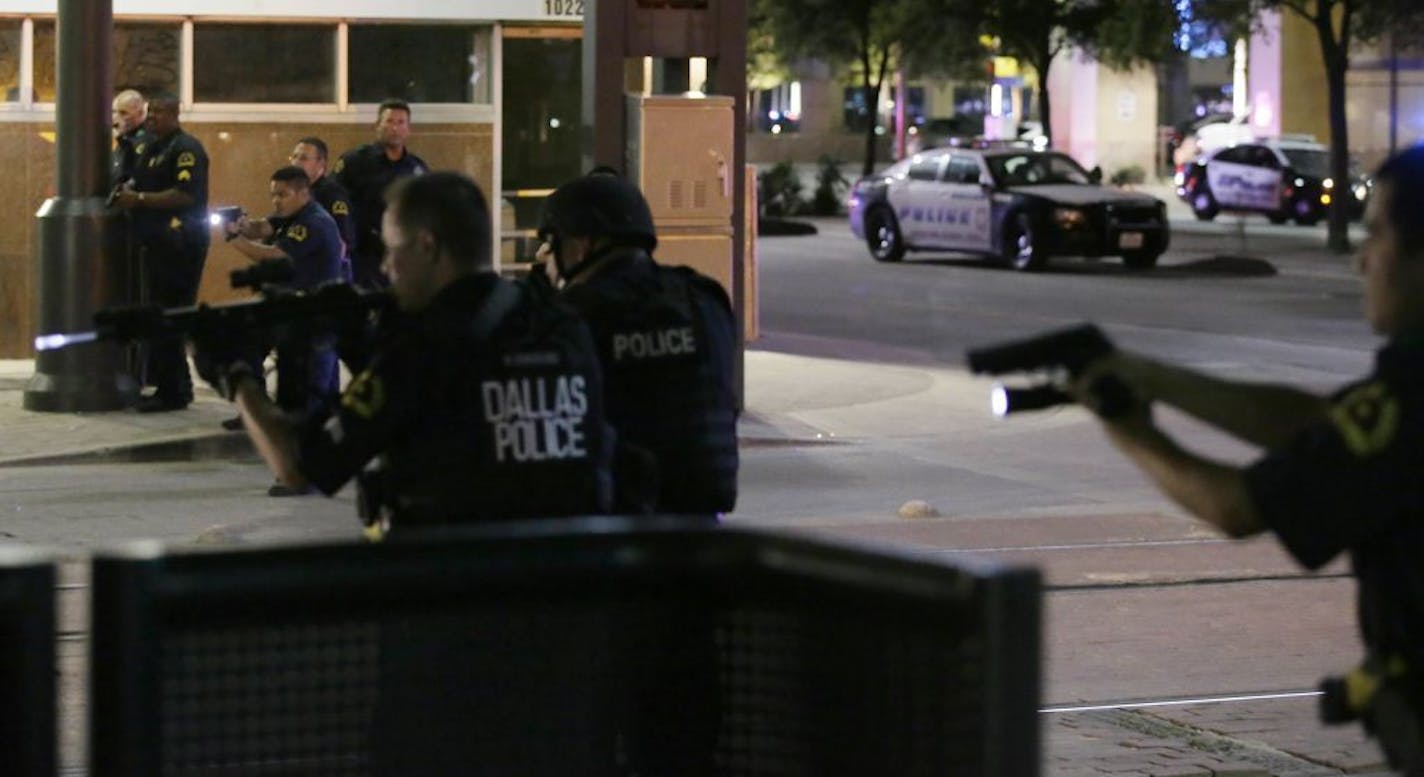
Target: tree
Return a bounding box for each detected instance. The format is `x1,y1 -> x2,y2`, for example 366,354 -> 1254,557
751,0 -> 984,177
1194,0 -> 1424,252
941,0 -> 1178,148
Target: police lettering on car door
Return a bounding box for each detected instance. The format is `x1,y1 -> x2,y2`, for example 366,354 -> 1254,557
1205,145 -> 1282,211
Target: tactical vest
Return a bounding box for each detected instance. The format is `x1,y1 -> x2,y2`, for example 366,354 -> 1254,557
562,253 -> 738,515
375,279 -> 614,529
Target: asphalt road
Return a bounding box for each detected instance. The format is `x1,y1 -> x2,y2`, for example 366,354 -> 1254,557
758,215 -> 1373,386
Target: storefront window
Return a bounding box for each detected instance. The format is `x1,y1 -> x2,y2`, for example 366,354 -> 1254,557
0,22 -> 19,103
33,21 -> 55,102
194,24 -> 335,103
350,25 -> 492,104
115,24 -> 180,95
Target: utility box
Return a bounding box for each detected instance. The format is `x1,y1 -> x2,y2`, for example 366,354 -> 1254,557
626,94 -> 736,300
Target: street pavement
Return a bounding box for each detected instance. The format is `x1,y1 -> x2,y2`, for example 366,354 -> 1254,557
0,215 -> 1397,775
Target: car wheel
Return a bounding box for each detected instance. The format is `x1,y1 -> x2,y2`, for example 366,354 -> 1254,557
1192,190 -> 1219,221
1122,250 -> 1161,270
1293,198 -> 1321,226
1004,213 -> 1048,272
864,208 -> 905,262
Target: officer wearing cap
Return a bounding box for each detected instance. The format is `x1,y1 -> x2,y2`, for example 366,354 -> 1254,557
334,99 -> 427,290
1074,146 -> 1424,773
198,171 -> 613,533
536,170 -> 739,517
111,91 -> 209,412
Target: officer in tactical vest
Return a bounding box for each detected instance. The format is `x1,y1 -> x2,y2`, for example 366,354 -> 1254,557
535,170 -> 739,517
194,171 -> 613,535
1071,146 -> 1424,774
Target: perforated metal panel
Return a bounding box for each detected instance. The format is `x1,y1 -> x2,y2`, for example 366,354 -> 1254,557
91,522 -> 1040,777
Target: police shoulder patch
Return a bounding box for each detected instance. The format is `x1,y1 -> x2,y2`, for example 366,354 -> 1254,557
342,370 -> 385,418
332,200 -> 349,215
333,157 -> 345,174
169,217 -> 182,230
135,143 -> 146,155
177,151 -> 196,168
177,170 -> 192,182
1329,381 -> 1400,457
287,224 -> 308,242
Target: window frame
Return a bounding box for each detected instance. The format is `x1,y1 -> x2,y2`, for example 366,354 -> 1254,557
0,14 -> 497,125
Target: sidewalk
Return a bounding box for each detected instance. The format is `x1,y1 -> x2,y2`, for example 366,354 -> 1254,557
0,353 -> 1396,776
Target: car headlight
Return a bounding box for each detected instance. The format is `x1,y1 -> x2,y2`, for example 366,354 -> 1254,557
1323,177 -> 1334,189
1054,207 -> 1087,229
1354,184 -> 1369,202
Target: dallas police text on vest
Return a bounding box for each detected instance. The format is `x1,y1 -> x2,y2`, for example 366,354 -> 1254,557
481,375 -> 589,463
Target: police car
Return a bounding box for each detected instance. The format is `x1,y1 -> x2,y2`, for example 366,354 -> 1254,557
1177,138 -> 1370,225
849,148 -> 1169,271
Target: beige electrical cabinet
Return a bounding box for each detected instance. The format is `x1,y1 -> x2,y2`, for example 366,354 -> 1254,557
626,94 -> 736,298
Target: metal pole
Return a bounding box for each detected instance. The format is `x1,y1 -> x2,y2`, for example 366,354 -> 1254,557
24,0 -> 136,412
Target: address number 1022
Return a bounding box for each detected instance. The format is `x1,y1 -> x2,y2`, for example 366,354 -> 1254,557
546,0 -> 584,15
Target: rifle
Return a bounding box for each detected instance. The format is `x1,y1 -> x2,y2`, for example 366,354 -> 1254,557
35,279 -> 391,354
965,324 -> 1133,417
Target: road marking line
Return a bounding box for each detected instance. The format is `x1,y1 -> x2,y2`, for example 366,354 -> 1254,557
1042,690 -> 1321,714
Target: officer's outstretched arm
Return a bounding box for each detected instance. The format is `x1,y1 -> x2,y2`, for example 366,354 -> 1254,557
1101,409 -> 1265,539
1097,352 -> 1329,449
234,379 -> 309,491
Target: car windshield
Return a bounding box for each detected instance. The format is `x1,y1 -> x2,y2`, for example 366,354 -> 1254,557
1280,148 -> 1366,179
1281,148 -> 1330,178
987,152 -> 1092,186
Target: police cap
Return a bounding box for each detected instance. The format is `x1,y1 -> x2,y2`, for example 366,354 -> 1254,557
539,172 -> 658,252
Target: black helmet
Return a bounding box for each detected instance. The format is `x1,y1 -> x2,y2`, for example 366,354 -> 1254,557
539,172 -> 658,252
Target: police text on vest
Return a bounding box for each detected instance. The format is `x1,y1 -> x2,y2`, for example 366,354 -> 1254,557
613,327 -> 696,361
481,375 -> 588,463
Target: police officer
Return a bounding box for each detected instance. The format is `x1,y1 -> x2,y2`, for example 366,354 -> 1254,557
289,137 -> 355,280
334,99 -> 427,290
226,167 -> 345,466
235,137 -> 356,282
536,172 -> 734,776
197,171 -> 613,532
109,89 -> 147,318
110,89 -> 146,188
1073,146 -> 1424,774
112,91 -> 209,412
536,171 -> 739,517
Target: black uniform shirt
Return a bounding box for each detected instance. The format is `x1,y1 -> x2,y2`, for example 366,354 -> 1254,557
271,200 -> 343,291
310,174 -> 356,258
111,126 -> 146,187
333,143 -> 427,258
130,129 -> 209,238
1246,339 -> 1424,665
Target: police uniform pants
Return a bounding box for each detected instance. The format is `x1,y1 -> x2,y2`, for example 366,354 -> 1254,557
141,240 -> 206,403
274,334 -> 339,419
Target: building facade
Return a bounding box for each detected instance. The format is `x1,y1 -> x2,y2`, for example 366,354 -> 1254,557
0,0 -> 582,357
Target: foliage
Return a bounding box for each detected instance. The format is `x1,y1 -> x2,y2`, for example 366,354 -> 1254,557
811,156 -> 850,215
934,0 -> 1178,146
758,161 -> 806,218
751,0 -> 986,177
1110,165 -> 1147,186
1189,0 -> 1424,250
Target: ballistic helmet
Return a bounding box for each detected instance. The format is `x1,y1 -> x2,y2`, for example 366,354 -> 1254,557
539,171 -> 658,252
